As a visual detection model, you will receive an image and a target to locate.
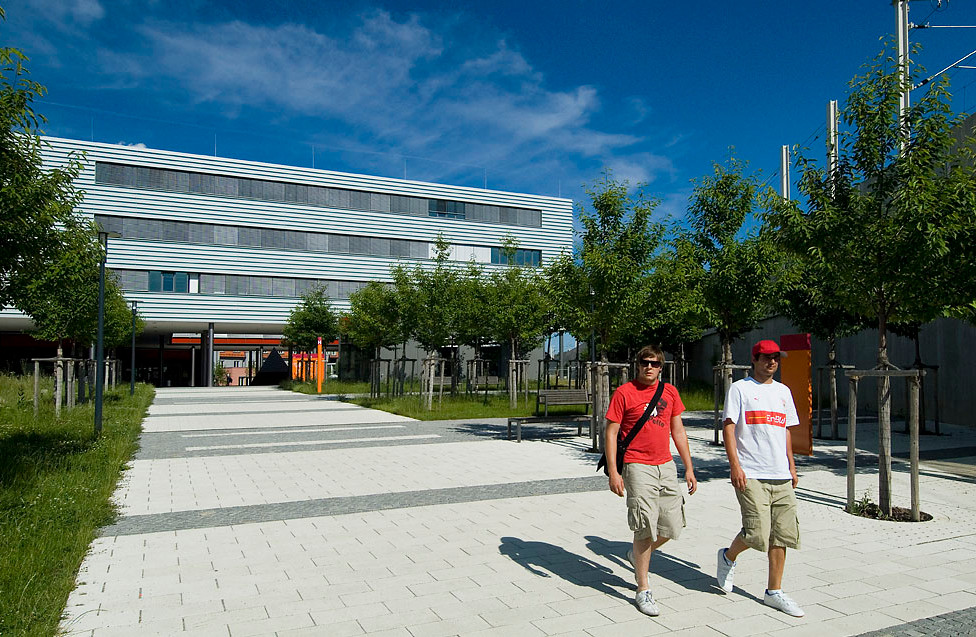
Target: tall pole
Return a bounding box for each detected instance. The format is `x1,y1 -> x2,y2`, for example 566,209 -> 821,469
895,0 -> 911,151
129,301 -> 138,395
780,145 -> 791,200
94,231 -> 109,436
589,287 -> 597,452
827,100 -> 839,194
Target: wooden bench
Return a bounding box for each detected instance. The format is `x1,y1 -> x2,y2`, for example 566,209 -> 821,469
507,415 -> 592,442
536,389 -> 591,416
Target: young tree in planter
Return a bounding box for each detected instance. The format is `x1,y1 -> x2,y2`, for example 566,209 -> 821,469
769,44 -> 976,513
9,219 -> 103,356
544,173 -> 663,362
633,236 -> 710,383
687,153 -> 779,385
487,239 -> 548,407
282,286 -> 339,382
1,24 -> 84,308
347,281 -> 404,395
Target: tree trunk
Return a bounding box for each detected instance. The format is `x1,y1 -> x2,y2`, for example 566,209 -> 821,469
828,336 -> 839,440
877,313 -> 892,515
722,335 -> 733,399
509,337 -> 517,409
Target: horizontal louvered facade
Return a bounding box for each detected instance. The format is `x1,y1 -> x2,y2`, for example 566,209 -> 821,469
20,137 -> 574,335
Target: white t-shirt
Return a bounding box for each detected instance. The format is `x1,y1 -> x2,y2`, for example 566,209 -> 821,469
723,377 -> 799,480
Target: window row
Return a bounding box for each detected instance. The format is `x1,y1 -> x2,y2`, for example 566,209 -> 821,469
95,162 -> 543,227
94,215 -> 429,259
489,247 -> 542,267
116,269 -> 368,299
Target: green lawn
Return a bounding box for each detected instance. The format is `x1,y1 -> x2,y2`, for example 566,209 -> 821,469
347,393 -> 588,421
0,374 -> 153,637
286,376 -> 717,419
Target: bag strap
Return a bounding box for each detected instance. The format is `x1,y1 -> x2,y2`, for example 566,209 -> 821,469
618,381 -> 666,449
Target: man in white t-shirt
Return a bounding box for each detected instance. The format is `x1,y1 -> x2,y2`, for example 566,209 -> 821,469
715,339 -> 804,617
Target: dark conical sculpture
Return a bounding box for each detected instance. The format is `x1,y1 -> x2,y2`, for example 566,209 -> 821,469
251,348 -> 291,386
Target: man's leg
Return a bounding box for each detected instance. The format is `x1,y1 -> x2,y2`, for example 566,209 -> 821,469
767,546 -> 786,590
724,534 -> 750,562
633,536 -> 669,591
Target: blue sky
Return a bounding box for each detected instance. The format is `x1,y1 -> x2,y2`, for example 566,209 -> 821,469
4,0 -> 976,221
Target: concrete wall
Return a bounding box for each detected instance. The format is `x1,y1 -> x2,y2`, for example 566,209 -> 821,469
686,316 -> 975,428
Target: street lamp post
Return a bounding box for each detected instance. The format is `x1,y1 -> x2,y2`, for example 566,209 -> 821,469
94,230 -> 121,436
130,300 -> 138,396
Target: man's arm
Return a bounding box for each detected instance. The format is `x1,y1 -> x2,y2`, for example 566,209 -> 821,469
605,419 -> 625,497
723,418 -> 747,491
670,414 -> 697,495
786,426 -> 798,488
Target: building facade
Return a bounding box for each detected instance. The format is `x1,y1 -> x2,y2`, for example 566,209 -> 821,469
1,137 -> 574,385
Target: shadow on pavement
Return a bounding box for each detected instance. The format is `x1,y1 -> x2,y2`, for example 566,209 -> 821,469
584,536 -> 732,598
498,536 -> 632,602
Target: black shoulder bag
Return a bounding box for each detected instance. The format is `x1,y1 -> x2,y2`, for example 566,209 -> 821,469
597,381 -> 666,476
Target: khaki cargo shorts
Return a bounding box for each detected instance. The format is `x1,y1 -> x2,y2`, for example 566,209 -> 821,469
623,461 -> 685,542
735,478 -> 801,552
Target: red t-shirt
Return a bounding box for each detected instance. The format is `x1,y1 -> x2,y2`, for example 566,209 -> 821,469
605,380 -> 685,466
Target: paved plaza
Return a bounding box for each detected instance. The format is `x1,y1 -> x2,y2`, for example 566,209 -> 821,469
59,387 -> 976,636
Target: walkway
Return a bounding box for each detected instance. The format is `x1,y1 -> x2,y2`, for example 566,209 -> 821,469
59,387 -> 976,636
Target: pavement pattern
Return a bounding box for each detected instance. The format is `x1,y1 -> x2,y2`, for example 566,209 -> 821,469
59,387 -> 976,636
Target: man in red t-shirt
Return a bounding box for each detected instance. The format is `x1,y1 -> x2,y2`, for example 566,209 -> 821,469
605,345 -> 697,617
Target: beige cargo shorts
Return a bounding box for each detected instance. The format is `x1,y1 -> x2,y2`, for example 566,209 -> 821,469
622,461 -> 685,542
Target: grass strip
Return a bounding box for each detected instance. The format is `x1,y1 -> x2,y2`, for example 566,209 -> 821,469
0,374 -> 153,637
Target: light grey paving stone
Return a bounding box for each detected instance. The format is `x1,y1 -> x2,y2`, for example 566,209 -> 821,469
649,606 -> 731,631
477,603 -> 561,627
429,597 -> 510,621
228,612 -> 314,636
926,590 -> 976,612
182,605 -> 268,632
357,608 -> 439,633
822,593 -> 896,615
465,622 -> 548,637
530,609 -> 614,635
402,614 -> 493,637
709,613 -> 793,637
89,617 -> 184,636
381,592 -> 458,615
277,621 -> 361,636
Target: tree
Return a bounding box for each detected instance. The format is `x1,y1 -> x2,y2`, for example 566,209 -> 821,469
769,43 -> 976,513
687,153 -> 778,369
636,236 -> 709,375
486,238 -> 548,405
8,219 -> 103,354
1,15 -> 84,308
544,172 -> 663,361
282,286 -> 339,352
346,281 -> 403,393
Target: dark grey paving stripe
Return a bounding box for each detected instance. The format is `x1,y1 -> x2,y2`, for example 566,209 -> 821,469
101,475 -> 609,536
856,606 -> 976,636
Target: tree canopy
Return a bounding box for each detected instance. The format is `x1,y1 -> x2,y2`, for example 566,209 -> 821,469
687,153 -> 779,364
544,172 -> 664,360
282,286 -> 339,351
1,22 -> 84,309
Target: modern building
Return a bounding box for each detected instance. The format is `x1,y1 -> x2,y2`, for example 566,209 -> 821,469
0,137 -> 574,385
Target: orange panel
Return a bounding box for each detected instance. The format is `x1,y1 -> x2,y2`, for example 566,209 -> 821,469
780,333 -> 813,456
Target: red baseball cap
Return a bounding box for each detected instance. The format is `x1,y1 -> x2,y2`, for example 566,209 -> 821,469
752,339 -> 787,358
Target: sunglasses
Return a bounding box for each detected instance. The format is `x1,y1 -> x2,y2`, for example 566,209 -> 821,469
638,359 -> 662,368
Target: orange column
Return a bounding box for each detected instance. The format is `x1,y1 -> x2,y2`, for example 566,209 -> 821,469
316,337 -> 323,394
780,333 -> 813,456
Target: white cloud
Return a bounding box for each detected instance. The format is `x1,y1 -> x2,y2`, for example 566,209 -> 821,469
86,8 -> 677,195
116,141 -> 147,148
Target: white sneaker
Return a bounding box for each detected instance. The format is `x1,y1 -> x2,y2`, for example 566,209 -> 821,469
716,548 -> 735,593
635,589 -> 659,616
764,590 -> 804,617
